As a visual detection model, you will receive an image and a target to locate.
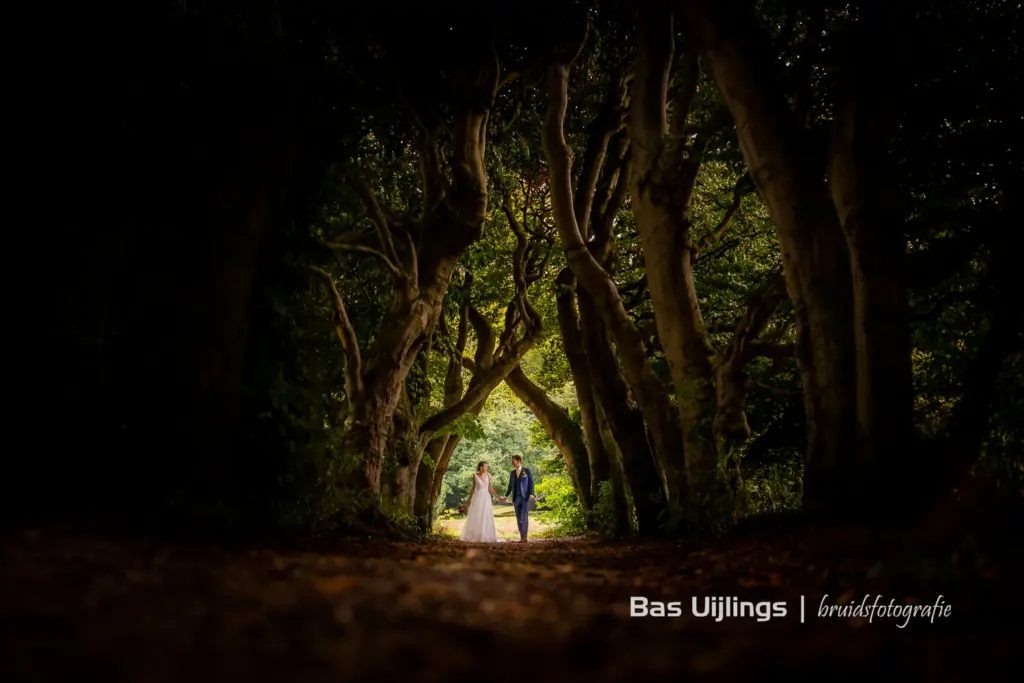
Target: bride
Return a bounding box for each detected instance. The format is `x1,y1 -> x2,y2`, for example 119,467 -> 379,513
459,461 -> 499,543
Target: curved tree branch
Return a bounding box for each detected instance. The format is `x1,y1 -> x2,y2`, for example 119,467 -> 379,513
440,277 -> 471,406
712,272 -> 788,443
468,304 -> 496,371
591,135 -> 632,263
305,265 -> 364,410
575,70 -> 629,237
669,48 -> 700,138
322,240 -> 405,279
414,117 -> 448,212
343,174 -> 405,279
419,191 -> 546,438
692,172 -> 753,262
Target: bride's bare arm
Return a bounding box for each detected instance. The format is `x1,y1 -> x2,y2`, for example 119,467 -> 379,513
487,475 -> 498,498
462,477 -> 476,509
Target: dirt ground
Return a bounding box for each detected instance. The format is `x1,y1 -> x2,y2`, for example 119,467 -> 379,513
1,521 -> 1019,682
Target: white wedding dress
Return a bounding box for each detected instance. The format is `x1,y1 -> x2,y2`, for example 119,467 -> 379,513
460,473 -> 498,543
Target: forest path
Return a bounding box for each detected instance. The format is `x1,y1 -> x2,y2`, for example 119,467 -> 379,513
1,524 -> 1017,681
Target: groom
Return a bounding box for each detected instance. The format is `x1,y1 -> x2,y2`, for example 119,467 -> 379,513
502,455 -> 534,542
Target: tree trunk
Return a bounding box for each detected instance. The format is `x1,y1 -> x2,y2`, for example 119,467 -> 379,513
427,434 -> 463,521
830,146 -> 915,510
577,289 -> 665,534
386,343 -> 438,516
827,4 -> 917,518
553,267 -> 601,511
351,254 -> 451,493
411,281 -> 472,528
630,10 -> 729,520
586,417 -> 612,505
678,1 -> 858,520
338,176 -> 488,499
593,383 -> 633,537
542,60 -> 686,505
414,436 -> 447,532
713,275 -> 788,450
314,64 -> 499,508
389,398 -> 427,515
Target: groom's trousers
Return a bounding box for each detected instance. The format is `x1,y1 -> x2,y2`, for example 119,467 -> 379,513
513,498 -> 529,538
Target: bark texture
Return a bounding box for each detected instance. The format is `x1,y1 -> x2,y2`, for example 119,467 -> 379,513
712,273 -> 788,451
308,57 -> 510,506
577,291 -> 665,534
593,391 -> 633,536
630,8 -> 731,518
554,267 -> 599,512
678,0 -> 859,520
541,30 -> 685,506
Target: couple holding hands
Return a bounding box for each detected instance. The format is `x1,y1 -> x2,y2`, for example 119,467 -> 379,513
458,455 -> 534,543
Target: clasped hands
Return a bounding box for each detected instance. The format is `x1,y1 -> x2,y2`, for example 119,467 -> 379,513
496,495 -> 534,502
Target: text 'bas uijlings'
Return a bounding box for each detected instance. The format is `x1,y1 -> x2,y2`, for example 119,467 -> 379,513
631,597 -> 788,622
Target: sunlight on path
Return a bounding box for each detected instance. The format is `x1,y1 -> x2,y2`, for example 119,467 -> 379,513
437,504 -> 551,540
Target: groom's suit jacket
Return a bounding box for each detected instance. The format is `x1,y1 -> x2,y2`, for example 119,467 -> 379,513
506,467 -> 534,502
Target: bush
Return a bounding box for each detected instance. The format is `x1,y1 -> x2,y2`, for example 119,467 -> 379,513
535,470 -> 588,536
744,458 -> 803,515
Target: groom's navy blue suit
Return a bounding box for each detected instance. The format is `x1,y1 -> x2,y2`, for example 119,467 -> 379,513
505,466 -> 534,539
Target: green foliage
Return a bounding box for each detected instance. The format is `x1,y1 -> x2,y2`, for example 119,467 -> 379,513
533,336 -> 574,392
532,451 -> 621,539
234,234 -> 355,529
745,458 -> 804,515
439,383 -> 558,510
136,0 -> 1020,538
387,508 -> 423,539
436,507 -> 460,521
978,351 -> 1024,489
446,412 -> 486,441
535,468 -> 588,537
590,481 -> 621,538
527,418 -> 556,452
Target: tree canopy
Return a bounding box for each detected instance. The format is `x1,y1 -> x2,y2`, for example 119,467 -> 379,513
31,0 -> 1021,539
